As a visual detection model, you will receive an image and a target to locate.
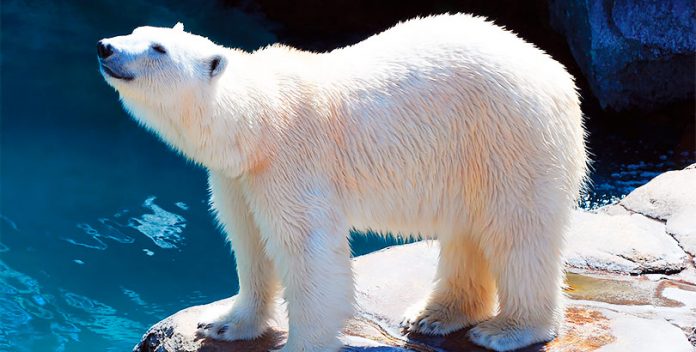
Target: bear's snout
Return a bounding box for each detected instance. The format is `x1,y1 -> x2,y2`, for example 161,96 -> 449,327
97,39 -> 134,81
97,40 -> 114,59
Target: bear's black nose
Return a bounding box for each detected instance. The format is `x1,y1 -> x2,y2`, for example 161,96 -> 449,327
97,41 -> 113,59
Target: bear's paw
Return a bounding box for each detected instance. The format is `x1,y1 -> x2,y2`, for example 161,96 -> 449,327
196,300 -> 269,341
467,317 -> 556,351
400,300 -> 478,336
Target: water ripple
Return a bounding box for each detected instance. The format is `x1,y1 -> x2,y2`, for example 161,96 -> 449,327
63,292 -> 116,315
17,295 -> 54,320
0,214 -> 19,231
65,220 -> 135,250
62,196 -> 187,250
0,297 -> 33,327
0,261 -> 41,294
121,287 -> 147,306
58,294 -> 146,342
128,196 -> 186,249
50,321 -> 81,346
0,258 -> 146,350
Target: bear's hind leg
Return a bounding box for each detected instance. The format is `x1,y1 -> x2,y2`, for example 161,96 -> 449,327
468,214 -> 566,351
402,236 -> 496,335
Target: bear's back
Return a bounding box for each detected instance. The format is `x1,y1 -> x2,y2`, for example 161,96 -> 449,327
329,14 -> 568,84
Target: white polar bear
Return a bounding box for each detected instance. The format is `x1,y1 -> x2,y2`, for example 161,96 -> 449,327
98,14 -> 587,352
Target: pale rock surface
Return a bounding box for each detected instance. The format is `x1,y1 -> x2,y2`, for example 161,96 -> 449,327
668,208 -> 696,258
617,164 -> 696,262
620,164 -> 696,221
134,166 -> 696,351
565,211 -> 688,274
134,242 -> 695,352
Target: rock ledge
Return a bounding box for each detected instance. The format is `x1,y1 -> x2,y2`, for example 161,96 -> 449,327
135,165 -> 696,351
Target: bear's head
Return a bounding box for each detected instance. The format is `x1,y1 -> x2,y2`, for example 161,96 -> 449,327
97,24 -> 253,175
97,23 -> 226,102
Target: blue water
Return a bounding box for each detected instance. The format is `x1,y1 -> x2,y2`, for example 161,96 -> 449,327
0,1 -> 693,351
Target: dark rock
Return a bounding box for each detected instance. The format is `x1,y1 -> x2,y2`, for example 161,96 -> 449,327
549,0 -> 696,111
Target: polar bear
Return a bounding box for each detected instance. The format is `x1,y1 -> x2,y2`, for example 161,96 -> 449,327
98,14 -> 587,351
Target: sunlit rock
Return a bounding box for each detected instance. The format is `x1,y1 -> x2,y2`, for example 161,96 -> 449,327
134,241 -> 695,351
565,211 -> 688,274
134,166 -> 696,351
619,164 -> 696,260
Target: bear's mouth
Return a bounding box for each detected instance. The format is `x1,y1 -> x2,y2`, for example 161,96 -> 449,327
100,63 -> 134,81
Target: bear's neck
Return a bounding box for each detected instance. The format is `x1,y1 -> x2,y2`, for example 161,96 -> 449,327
124,58 -> 289,177
124,48 -> 320,178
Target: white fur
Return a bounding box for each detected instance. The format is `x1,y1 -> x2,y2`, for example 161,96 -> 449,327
100,14 -> 587,352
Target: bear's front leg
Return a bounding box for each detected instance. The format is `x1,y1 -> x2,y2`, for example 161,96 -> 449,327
197,172 -> 280,341
258,186 -> 354,352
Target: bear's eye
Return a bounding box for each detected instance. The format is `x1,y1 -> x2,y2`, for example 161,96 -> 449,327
151,44 -> 167,54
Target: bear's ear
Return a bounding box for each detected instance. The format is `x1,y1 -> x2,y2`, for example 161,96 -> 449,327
208,55 -> 227,78
173,22 -> 184,31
